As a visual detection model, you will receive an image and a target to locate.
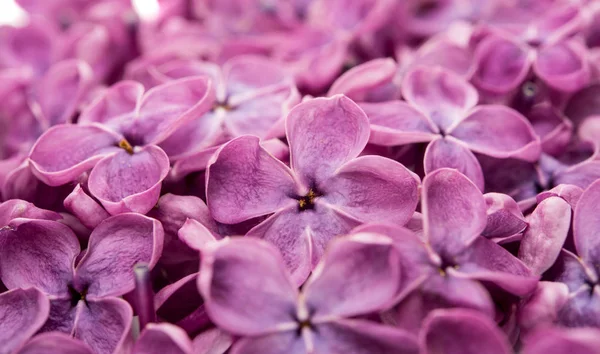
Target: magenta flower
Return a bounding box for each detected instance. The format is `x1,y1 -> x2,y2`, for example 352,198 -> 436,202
29,76 -> 212,214
198,235 -> 419,354
206,95 -> 420,284
362,66 -> 541,191
365,169 -> 537,332
0,213 -> 163,354
0,287 -> 49,354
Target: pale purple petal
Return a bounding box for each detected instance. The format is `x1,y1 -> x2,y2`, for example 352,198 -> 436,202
518,281 -> 570,333
192,328 -> 232,354
286,95 -> 370,185
534,40 -> 590,92
178,219 -> 220,251
554,160 -> 600,189
522,327 -> 600,354
87,145 -> 169,215
29,124 -> 121,186
0,287 -> 50,354
573,179 -> 600,263
74,213 -> 163,298
230,331 -> 306,354
557,288 -> 600,328
64,184 -> 109,229
0,199 -> 61,226
528,103 -> 573,157
519,197 -> 571,275
481,193 -> 527,241
78,81 -> 143,129
198,238 -> 298,336
424,137 -> 485,191
133,323 -> 193,354
16,332 -> 94,354
421,309 -> 512,354
328,58 -> 399,102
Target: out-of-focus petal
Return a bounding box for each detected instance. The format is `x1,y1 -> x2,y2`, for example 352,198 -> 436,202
424,137 -> 485,191
230,331 -> 306,354
328,58 -> 398,102
573,179 -> 600,263
192,328 -> 232,354
16,332 -> 94,354
133,323 -> 193,354
518,281 -> 570,333
522,327 -> 600,354
534,40 -> 590,93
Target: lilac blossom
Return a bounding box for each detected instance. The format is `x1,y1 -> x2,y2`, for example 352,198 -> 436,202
0,287 -> 49,354
0,213 -> 163,354
206,95 -> 420,284
198,235 -> 419,354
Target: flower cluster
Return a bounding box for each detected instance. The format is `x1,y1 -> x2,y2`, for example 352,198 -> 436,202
2,0 -> 600,353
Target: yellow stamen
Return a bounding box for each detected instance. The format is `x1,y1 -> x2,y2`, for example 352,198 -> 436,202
119,139 -> 134,154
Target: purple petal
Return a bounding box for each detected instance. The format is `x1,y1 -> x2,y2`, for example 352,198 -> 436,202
87,145 -> 169,215
522,327 -> 600,354
0,199 -> 61,226
136,77 -> 215,145
230,331 -> 306,354
519,197 -> 571,275
424,137 -> 485,191
472,35 -> 531,94
64,184 -> 110,229
402,67 -> 477,131
518,281 -> 569,333
192,328 -> 232,354
74,213 -> 163,298
573,179 -> 600,263
537,184 -> 583,209
481,193 -> 527,241
0,287 -> 50,354
0,219 -> 78,296
303,233 -> 401,319
178,219 -> 220,251
16,332 -> 94,354
206,135 -> 297,224
554,160 -> 600,189
286,95 -> 370,185
421,309 -> 512,354
73,297 -> 133,354
327,58 -> 399,102
361,101 -> 438,146
223,55 -> 290,97
29,124 -> 121,186
449,105 -> 541,161
198,238 -> 298,335
311,319 -> 418,354
422,168 -> 487,254
528,103 -> 573,157
78,81 -> 143,129
534,40 -> 590,92
320,155 -> 419,226
133,323 -> 193,354
557,287 -> 600,328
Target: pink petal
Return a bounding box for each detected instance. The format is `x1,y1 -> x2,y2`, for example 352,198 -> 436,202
534,40 -> 590,92
519,197 -> 571,275
223,55 -> 291,98
402,67 -> 478,131
554,160 -> 600,189
573,179 -> 600,263
74,213 -> 164,298
178,218 -> 220,251
0,287 -> 50,354
87,145 -> 169,215
528,103 -> 573,157
192,328 -> 232,354
449,105 -> 541,161
73,297 -> 133,354
327,58 -> 399,102
481,193 -> 527,241
206,135 -> 297,224
0,219 -> 78,296
29,124 -> 121,186
78,81 -> 143,130
424,137 -> 485,191
421,309 -> 512,354
197,238 -> 299,336
303,233 -> 401,319
522,327 -> 600,354
361,101 -> 438,146
286,95 -> 370,186
64,184 -> 110,229
230,331 -> 306,354
133,323 -> 193,354
320,155 -> 419,225
0,199 -> 61,226
518,281 -> 570,333
421,168 -> 487,254
16,332 -> 94,354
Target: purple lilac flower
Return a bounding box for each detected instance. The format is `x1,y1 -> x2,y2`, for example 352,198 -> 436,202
0,287 -> 49,354
206,95 -> 419,284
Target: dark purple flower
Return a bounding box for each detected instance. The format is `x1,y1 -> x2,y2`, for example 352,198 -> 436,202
206,95 -> 420,284
198,235 -> 419,354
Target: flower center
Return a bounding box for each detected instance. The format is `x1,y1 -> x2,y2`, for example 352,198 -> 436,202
438,255 -> 459,276
213,100 -> 233,112
68,285 -> 89,307
118,139 -> 134,154
297,189 -> 321,211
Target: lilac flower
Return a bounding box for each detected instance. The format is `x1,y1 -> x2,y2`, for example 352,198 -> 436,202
362,169 -> 537,332
0,213 -> 163,354
15,332 -> 95,354
0,287 -> 49,354
132,323 -> 232,354
362,66 -> 541,191
206,95 -> 419,284
198,235 -> 419,354
28,76 -> 212,214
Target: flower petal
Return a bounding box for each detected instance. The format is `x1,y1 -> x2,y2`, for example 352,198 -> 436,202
87,145 -> 169,215
73,297 -> 133,354
534,40 -> 590,93
0,219 -> 78,296
311,319 -> 419,354
303,233 -> 401,319
64,184 -> 110,229
206,135 -> 297,224
192,328 -> 232,354
421,168 -> 487,255
136,76 -> 215,145
449,105 -> 541,162
557,287 -> 600,327
320,155 -> 419,226
361,101 -> 438,146
78,81 -> 143,129
421,309 -> 512,354
29,124 -> 121,186
519,197 -> 571,275
74,213 -> 164,298
0,287 -> 50,354
424,137 -> 485,191
522,327 -> 600,354
0,199 -> 61,226
286,95 -> 370,186
554,160 -> 600,189
518,281 -> 570,333
133,323 -> 193,354
230,331 -> 306,354
198,238 -> 299,335
573,179 -> 600,263
402,67 -> 477,131
16,332 -> 94,354
327,58 -> 399,102
481,193 -> 527,241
